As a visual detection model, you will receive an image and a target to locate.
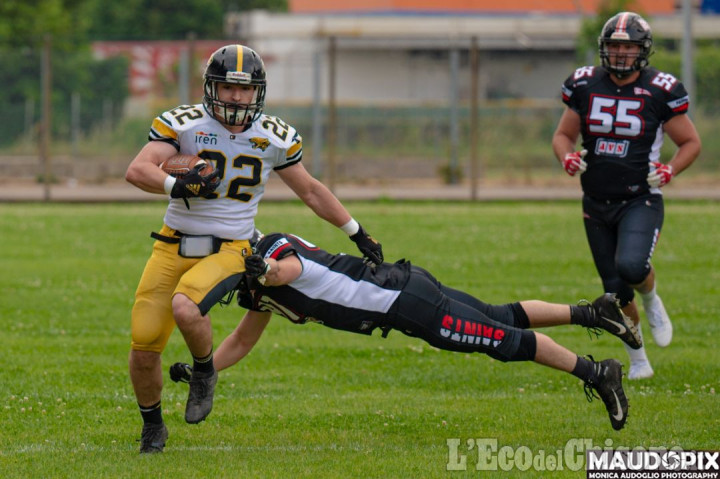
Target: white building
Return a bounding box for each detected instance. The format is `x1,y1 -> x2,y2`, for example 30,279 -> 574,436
226,9 -> 720,105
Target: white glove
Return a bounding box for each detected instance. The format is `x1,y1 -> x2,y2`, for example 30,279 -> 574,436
562,150 -> 588,177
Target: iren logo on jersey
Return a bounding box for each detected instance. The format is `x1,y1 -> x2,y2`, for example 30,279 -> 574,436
595,139 -> 630,158
250,137 -> 271,151
195,131 -> 218,146
440,315 -> 505,347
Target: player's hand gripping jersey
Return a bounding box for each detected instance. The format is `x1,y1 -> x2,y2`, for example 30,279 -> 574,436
149,105 -> 302,239
561,66 -> 689,200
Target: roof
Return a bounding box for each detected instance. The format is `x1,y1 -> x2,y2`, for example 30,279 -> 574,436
288,0 -> 676,15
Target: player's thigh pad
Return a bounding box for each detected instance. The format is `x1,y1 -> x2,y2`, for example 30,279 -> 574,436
131,235 -> 198,353
175,239 -> 249,315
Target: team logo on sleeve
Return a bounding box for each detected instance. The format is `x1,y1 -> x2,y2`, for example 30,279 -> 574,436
250,137 -> 271,151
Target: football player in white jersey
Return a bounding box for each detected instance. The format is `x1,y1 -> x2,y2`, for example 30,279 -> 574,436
125,44 -> 383,453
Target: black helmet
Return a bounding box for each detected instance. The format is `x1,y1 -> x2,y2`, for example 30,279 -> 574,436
250,228 -> 264,252
598,12 -> 653,77
203,45 -> 267,126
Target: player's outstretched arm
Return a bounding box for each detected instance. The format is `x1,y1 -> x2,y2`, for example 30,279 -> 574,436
276,162 -> 352,225
214,311 -> 272,371
276,163 -> 384,264
245,254 -> 302,287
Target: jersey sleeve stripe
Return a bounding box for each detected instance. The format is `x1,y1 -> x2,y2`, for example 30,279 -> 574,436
158,113 -> 173,127
561,84 -> 572,103
150,118 -> 178,141
286,141 -> 302,159
273,158 -> 302,171
668,95 -> 689,113
287,149 -> 303,163
269,242 -> 292,260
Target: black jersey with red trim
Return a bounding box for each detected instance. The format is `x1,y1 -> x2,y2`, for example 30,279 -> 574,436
561,66 -> 689,200
237,233 -> 412,334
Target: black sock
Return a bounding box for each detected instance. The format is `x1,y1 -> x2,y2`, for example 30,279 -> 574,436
571,355 -> 598,383
139,400 -> 163,425
193,348 -> 215,374
570,304 -> 594,327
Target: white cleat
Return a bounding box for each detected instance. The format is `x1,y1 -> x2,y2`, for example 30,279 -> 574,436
644,295 -> 673,347
628,360 -> 654,380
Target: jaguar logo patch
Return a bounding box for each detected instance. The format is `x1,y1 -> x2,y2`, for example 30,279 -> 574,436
250,137 -> 271,151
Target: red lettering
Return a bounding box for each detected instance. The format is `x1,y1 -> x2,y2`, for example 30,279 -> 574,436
464,321 -> 477,335
442,315 -> 454,330
494,329 -> 505,341
482,325 -> 494,338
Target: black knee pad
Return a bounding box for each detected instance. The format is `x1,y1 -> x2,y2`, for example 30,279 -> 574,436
616,258 -> 650,286
509,302 -> 530,329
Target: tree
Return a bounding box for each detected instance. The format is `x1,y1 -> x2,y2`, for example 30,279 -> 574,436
83,0 -> 289,40
0,0 -> 87,48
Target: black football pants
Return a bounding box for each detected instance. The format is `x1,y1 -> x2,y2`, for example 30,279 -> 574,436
582,193 -> 664,306
388,266 -> 536,362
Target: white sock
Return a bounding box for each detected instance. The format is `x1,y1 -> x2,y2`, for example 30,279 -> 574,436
624,324 -> 650,363
639,285 -> 657,304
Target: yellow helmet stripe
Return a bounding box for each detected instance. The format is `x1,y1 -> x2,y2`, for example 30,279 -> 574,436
236,44 -> 243,72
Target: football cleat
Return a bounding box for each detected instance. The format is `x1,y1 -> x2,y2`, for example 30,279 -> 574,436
139,422 -> 168,454
643,295 -> 672,347
169,362 -> 192,383
583,358 -> 629,431
185,369 -> 218,424
589,293 -> 643,349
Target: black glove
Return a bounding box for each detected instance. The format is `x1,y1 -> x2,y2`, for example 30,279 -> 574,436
169,362 -> 192,383
170,164 -> 220,199
244,254 -> 270,279
350,224 -> 383,265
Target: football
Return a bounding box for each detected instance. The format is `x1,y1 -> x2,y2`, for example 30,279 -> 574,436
160,154 -> 215,179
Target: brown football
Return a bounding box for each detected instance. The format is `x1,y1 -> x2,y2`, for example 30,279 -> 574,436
160,154 -> 214,178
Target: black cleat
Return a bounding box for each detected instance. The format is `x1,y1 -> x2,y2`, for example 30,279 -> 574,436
185,369 -> 218,424
169,362 -> 192,383
139,422 -> 168,453
583,358 -> 628,431
590,293 -> 643,349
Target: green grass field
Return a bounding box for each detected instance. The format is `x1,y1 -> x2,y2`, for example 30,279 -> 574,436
1,200 -> 718,478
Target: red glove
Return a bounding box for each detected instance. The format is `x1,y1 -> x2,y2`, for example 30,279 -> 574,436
562,149 -> 588,177
647,162 -> 674,188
